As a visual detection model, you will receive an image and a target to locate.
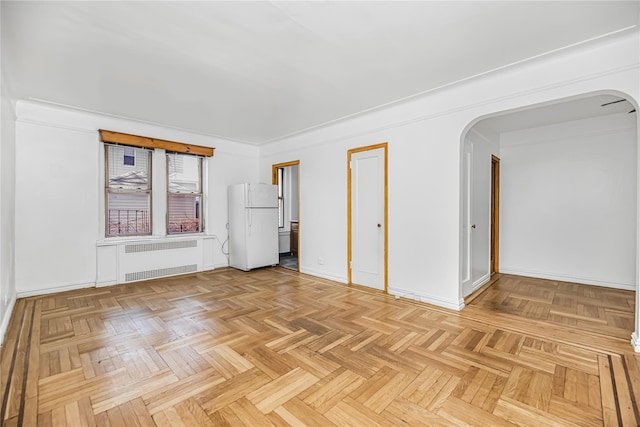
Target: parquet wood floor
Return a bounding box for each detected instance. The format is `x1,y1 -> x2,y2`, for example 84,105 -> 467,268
468,274 -> 636,341
1,268 -> 639,426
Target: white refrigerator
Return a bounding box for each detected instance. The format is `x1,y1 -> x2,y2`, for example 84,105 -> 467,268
228,183 -> 279,271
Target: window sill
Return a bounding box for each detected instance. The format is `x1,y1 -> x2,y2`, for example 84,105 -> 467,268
97,233 -> 208,246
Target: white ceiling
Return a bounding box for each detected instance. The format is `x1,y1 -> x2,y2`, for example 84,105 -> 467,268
2,1 -> 638,144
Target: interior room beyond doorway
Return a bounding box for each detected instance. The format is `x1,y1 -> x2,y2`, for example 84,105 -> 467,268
272,161 -> 300,271
462,92 -> 638,345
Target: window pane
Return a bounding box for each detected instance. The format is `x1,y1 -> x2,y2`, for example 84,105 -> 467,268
107,145 -> 150,190
168,194 -> 201,233
107,192 -> 150,236
278,168 -> 284,227
168,153 -> 201,193
123,147 -> 135,166
278,168 -> 284,197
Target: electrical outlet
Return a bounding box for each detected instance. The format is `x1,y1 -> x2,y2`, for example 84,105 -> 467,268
317,257 -> 324,265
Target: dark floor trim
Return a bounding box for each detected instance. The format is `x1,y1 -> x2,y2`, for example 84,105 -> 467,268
1,301 -> 25,425
620,355 -> 640,425
17,301 -> 35,427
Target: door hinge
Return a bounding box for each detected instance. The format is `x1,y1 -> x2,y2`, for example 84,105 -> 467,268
349,160 -> 353,169
349,260 -> 353,269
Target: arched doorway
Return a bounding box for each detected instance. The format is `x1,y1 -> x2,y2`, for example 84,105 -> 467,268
460,91 -> 639,350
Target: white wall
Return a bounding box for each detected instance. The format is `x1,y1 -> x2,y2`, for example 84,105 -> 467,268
208,150 -> 260,267
14,101 -> 259,295
16,121 -> 100,294
500,113 -> 637,289
0,75 -> 17,346
259,31 -> 639,313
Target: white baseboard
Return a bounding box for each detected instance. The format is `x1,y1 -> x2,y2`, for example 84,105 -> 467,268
632,332 -> 640,353
499,268 -> 635,291
389,286 -> 464,311
22,265 -> 223,296
0,295 -> 17,347
298,267 -> 348,284
472,274 -> 491,292
16,281 -> 95,298
96,280 -> 117,288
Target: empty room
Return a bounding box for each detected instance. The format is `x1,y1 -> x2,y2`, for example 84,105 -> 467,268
1,1 -> 639,426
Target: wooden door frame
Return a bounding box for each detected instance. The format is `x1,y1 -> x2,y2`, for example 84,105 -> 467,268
491,155 -> 500,275
347,143 -> 388,292
272,161 -> 300,184
272,160 -> 301,271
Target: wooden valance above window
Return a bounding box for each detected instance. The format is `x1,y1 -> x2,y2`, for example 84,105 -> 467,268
99,129 -> 215,157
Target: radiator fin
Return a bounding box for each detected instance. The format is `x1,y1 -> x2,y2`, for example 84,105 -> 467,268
125,240 -> 197,254
125,264 -> 197,282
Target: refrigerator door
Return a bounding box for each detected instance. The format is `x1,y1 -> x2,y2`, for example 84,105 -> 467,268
228,183 -> 279,271
245,207 -> 279,269
246,183 -> 278,208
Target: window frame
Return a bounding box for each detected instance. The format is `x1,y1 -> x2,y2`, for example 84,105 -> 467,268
104,144 -> 153,237
100,129 -> 215,239
166,152 -> 204,235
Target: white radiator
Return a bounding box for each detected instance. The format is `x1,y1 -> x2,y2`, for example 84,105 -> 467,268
97,236 -> 215,286
278,231 -> 290,253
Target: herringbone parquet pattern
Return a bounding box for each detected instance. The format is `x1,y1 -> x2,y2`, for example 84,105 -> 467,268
1,268 -> 639,426
469,275 -> 636,340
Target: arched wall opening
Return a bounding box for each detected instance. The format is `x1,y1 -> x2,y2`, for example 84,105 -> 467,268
459,90 -> 639,351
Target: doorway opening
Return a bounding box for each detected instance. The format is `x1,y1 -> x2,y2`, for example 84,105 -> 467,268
272,161 -> 300,271
490,155 -> 500,276
460,91 -> 638,348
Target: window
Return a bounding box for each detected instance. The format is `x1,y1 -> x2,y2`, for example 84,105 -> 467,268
277,167 -> 284,228
105,145 -> 152,236
167,153 -> 203,234
100,129 -> 214,238
123,147 -> 135,166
